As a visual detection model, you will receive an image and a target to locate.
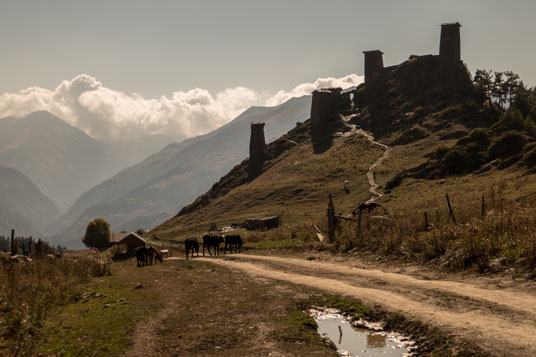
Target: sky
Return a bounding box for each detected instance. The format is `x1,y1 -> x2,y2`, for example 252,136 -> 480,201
0,0 -> 535,141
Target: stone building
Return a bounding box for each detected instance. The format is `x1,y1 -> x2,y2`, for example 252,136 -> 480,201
439,22 -> 461,62
248,122 -> 266,180
363,50 -> 384,83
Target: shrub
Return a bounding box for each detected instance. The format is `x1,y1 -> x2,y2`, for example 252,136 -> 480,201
523,147 -> 536,166
440,149 -> 465,174
488,131 -> 528,159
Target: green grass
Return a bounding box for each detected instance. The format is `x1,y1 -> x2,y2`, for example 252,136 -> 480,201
35,264 -> 162,356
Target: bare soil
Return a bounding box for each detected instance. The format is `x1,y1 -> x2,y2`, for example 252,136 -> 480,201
199,252 -> 536,357
123,258 -> 336,356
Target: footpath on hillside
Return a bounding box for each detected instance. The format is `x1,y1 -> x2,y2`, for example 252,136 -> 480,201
198,253 -> 536,357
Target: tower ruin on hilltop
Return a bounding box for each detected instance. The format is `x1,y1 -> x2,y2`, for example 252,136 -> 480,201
248,122 -> 266,180
439,22 -> 461,62
310,88 -> 346,153
363,50 -> 384,84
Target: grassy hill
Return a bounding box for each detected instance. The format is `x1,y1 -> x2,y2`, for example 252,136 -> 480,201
150,56 -> 536,271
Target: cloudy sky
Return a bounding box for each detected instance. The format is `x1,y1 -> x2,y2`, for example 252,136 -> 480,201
1,0 -> 534,141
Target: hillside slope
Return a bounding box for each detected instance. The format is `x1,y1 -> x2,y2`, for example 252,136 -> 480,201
149,56 -> 536,243
0,165 -> 61,236
50,96 -> 312,248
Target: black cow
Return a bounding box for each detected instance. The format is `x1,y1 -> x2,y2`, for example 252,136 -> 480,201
184,237 -> 199,259
136,247 -> 148,267
224,234 -> 242,254
203,235 -> 224,256
147,246 -> 163,265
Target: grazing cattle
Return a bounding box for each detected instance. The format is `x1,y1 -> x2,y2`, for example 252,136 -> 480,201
184,237 -> 199,259
202,235 -> 224,256
147,246 -> 163,265
224,234 -> 242,254
136,247 -> 148,267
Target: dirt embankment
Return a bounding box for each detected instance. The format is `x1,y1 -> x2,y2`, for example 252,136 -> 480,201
201,253 -> 536,357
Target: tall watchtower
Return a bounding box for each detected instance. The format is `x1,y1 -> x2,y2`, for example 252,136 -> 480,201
363,50 -> 384,83
248,122 -> 265,180
439,22 -> 461,62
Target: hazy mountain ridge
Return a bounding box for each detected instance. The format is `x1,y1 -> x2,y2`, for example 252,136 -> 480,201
50,96 -> 312,248
0,111 -> 175,212
0,165 -> 60,236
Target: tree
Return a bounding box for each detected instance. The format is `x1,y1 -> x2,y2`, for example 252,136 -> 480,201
473,69 -> 493,106
83,218 -> 111,250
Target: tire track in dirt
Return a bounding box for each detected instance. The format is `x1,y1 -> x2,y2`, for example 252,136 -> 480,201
200,254 -> 536,356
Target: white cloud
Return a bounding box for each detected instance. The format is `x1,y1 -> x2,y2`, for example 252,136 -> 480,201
0,73 -> 362,141
264,74 -> 363,107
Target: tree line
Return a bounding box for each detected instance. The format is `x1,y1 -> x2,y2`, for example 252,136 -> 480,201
473,69 -> 536,137
0,235 -> 65,256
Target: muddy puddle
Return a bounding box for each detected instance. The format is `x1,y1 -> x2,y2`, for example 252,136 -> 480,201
308,308 -> 415,356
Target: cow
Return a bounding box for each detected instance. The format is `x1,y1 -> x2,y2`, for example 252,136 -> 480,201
202,235 -> 224,256
147,246 -> 163,265
184,237 -> 199,259
224,234 -> 242,254
136,247 -> 148,267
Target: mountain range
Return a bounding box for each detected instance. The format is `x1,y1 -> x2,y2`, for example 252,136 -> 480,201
0,111 -> 175,212
48,95 -> 312,248
0,165 -> 61,237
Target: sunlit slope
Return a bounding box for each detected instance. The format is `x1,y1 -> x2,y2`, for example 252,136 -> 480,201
150,127 -> 384,240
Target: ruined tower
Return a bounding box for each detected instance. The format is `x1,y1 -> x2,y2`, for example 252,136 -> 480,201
439,22 -> 461,62
248,122 -> 265,180
310,88 -> 342,153
363,50 -> 384,83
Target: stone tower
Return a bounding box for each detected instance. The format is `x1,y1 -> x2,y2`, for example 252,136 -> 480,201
439,22 -> 461,62
310,88 -> 342,153
363,50 -> 384,83
248,122 -> 265,180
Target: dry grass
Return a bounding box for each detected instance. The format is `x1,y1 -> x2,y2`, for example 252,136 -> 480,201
0,256 -> 109,355
149,124 -> 536,273
151,135 -> 383,240
332,177 -> 536,272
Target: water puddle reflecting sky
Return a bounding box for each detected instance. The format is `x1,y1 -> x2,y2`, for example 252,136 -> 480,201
309,308 -> 413,357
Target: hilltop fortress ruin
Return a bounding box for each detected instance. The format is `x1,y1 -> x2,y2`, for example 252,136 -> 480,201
248,23 -> 465,176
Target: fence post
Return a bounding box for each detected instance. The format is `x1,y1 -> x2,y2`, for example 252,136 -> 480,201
446,193 -> 456,224
424,211 -> 429,230
327,194 -> 337,242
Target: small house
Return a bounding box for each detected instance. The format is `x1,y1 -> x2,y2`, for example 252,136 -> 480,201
244,216 -> 280,231
117,232 -> 146,252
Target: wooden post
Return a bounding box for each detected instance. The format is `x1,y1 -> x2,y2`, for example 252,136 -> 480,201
424,211 -> 429,230
327,194 -> 337,242
446,193 -> 456,224
10,229 -> 15,255
355,210 -> 362,235
481,194 -> 486,217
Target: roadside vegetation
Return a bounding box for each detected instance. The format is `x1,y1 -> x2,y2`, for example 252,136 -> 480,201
0,256 -> 109,355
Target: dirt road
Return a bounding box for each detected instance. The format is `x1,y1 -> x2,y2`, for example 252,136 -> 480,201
200,253 -> 536,356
